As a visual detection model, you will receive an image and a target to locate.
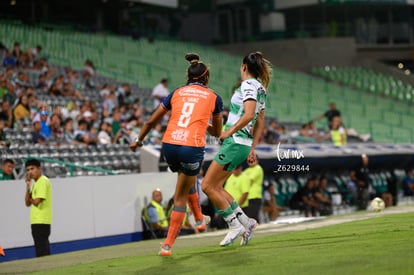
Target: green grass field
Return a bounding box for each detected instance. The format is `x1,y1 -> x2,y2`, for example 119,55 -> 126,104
28,212 -> 414,275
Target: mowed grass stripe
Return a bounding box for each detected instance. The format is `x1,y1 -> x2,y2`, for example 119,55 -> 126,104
30,212 -> 414,275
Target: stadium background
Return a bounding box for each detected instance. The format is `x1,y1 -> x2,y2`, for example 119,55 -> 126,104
1,0 -> 414,262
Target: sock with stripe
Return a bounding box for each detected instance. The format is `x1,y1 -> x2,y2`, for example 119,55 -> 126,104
163,206 -> 186,248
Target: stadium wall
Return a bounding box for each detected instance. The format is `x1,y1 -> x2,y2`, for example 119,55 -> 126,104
0,172 -> 177,262
215,37 -> 357,71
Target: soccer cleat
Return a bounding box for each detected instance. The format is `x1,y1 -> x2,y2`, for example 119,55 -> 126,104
158,244 -> 172,257
196,215 -> 211,232
220,224 -> 245,246
0,246 -> 5,257
240,218 -> 258,246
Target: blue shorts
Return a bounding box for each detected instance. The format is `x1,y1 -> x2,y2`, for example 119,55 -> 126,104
162,143 -> 204,176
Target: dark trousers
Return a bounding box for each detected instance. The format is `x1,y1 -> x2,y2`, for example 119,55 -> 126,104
31,224 -> 51,257
246,199 -> 262,223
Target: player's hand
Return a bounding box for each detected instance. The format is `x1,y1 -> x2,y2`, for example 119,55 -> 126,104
247,149 -> 257,164
129,140 -> 143,152
219,131 -> 231,142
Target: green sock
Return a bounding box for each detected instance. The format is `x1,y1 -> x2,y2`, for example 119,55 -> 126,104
230,201 -> 239,210
217,206 -> 234,218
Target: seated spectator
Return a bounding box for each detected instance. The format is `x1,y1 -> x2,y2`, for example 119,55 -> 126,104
262,180 -> 282,221
97,122 -> 113,145
0,100 -> 13,128
0,120 -> 10,147
290,175 -> 319,217
35,73 -> 49,92
143,189 -> 169,238
402,169 -> 414,197
0,158 -> 15,181
62,118 -> 77,144
264,119 -> 279,144
295,124 -> 317,143
39,110 -> 51,139
31,121 -> 47,144
149,123 -> 163,145
13,94 -> 30,122
113,123 -> 133,145
49,114 -> 63,142
2,49 -> 16,68
84,59 -> 95,76
313,176 -> 333,216
74,119 -> 97,146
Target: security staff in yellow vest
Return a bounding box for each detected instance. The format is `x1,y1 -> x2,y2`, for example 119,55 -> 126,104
144,189 -> 169,238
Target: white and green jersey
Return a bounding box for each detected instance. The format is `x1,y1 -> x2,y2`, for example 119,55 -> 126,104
225,78 -> 266,146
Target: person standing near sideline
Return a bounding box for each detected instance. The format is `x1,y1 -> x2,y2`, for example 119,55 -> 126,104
130,53 -> 223,256
243,156 -> 264,223
24,158 -> 53,257
202,51 -> 272,247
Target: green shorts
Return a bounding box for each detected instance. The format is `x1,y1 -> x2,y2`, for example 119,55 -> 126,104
214,137 -> 251,171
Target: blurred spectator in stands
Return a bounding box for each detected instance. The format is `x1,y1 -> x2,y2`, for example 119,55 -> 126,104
149,123 -> 163,145
117,83 -> 133,107
307,120 -> 321,139
290,175 -> 320,217
111,108 -> 122,136
262,180 -> 282,221
99,84 -> 112,98
27,45 -> 42,63
313,176 -> 333,216
402,169 -> 414,197
2,83 -> 17,107
33,57 -> 48,74
224,164 -> 250,213
82,72 -> 95,89
0,100 -> 14,128
62,82 -> 82,99
102,90 -> 116,116
31,121 -> 47,144
152,78 -> 169,110
296,123 -> 317,143
84,59 -> 95,76
48,75 -> 65,96
243,157 -> 264,223
276,125 -> 290,144
0,158 -> 15,181
74,119 -> 97,146
355,154 -> 371,210
11,42 -> 22,61
62,118 -> 77,144
39,110 -> 51,139
113,122 -> 133,145
315,102 -> 341,128
143,188 -> 169,238
330,116 -> 347,146
13,94 -> 30,122
97,121 -> 113,145
49,114 -> 63,142
2,49 -> 16,68
61,101 -> 79,121
0,77 -> 8,99
17,52 -> 32,69
264,119 -> 279,144
0,120 -> 10,148
346,170 -> 358,204
35,73 -> 49,92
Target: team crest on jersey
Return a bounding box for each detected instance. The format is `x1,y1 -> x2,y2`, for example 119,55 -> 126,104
171,129 -> 189,142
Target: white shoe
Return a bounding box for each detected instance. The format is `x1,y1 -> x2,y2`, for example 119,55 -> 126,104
220,224 -> 245,246
240,218 -> 258,246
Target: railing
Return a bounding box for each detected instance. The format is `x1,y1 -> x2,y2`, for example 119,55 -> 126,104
25,156 -> 116,177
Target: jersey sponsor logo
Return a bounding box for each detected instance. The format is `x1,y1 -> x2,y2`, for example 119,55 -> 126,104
171,129 -> 189,142
180,161 -> 200,171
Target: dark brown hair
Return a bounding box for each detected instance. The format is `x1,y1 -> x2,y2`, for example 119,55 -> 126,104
242,52 -> 272,89
185,53 -> 209,85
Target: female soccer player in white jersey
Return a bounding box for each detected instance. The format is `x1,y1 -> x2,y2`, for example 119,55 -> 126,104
202,51 -> 272,246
